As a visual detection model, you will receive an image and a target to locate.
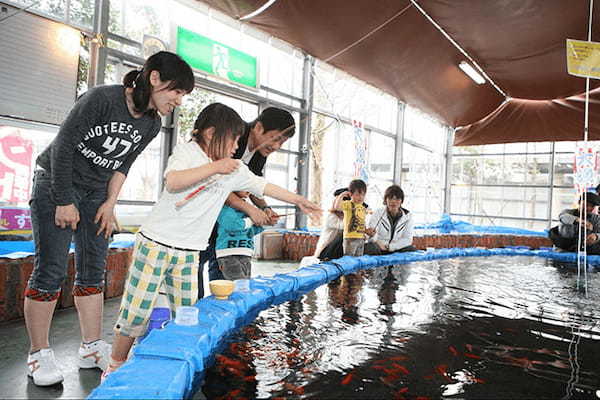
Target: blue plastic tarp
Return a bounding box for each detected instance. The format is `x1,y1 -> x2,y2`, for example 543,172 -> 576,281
0,236 -> 136,259
89,246 -> 600,399
415,214 -> 547,237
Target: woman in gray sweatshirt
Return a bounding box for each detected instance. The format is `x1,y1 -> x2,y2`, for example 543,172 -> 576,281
24,51 -> 194,387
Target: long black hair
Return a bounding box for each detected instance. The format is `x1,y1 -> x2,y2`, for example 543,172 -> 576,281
123,51 -> 194,116
191,103 -> 245,160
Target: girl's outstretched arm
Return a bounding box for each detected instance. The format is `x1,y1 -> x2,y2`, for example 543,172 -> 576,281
165,159 -> 240,192
263,183 -> 322,219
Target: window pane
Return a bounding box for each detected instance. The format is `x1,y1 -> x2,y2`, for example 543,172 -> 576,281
504,142 -> 527,153
402,143 -> 444,224
453,145 -> 482,156
264,151 -> 298,196
115,203 -> 153,231
108,0 -> 170,45
554,141 -> 576,153
264,151 -> 298,229
404,106 -> 446,152
0,124 -> 56,207
452,156 -> 480,184
368,133 -> 395,181
553,153 -> 573,187
13,0 -> 66,19
69,0 -> 94,28
119,132 -> 163,202
313,62 -> 397,132
335,123 -> 356,177
451,186 -> 549,220
527,142 -> 552,153
452,154 -> 550,186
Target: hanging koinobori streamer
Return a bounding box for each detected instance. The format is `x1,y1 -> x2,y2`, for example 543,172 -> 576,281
352,119 -> 368,182
573,145 -> 598,194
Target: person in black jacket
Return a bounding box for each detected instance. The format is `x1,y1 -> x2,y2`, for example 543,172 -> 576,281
198,108 -> 295,295
550,192 -> 600,252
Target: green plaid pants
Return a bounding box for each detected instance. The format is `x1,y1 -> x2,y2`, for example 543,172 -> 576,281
114,233 -> 199,337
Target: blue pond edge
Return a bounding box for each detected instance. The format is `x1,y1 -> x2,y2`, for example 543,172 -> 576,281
88,247 -> 600,399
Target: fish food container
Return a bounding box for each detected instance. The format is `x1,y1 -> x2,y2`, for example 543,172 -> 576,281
209,280 -> 235,300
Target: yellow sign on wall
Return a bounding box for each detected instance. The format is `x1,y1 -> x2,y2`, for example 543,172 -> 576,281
566,39 -> 600,79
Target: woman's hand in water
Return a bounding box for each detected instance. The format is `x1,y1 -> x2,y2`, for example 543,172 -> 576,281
55,204 -> 80,230
214,159 -> 241,174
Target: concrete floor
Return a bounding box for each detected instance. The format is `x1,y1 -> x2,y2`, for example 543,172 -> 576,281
0,259 -> 298,399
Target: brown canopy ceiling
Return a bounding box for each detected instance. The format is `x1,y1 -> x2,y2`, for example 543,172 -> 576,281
199,0 -> 600,145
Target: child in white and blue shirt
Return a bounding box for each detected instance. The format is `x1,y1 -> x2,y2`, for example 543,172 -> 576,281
215,191 -> 264,280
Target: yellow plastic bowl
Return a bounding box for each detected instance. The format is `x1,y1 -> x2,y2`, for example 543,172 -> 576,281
209,280 -> 235,300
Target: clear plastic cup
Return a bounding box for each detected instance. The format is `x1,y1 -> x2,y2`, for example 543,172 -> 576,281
174,306 -> 198,326
235,279 -> 250,292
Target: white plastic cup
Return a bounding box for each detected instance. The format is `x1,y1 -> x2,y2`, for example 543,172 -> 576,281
174,306 -> 198,326
235,279 -> 250,292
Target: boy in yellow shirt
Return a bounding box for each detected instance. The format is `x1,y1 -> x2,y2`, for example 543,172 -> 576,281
334,179 -> 368,256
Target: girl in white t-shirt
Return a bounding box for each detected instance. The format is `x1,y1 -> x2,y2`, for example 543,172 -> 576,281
103,103 -> 320,379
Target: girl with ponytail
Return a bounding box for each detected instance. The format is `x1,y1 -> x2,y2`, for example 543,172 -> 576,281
104,103 -> 321,379
24,51 -> 194,387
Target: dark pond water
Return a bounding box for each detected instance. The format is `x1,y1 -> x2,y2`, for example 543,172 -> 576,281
197,256 -> 600,399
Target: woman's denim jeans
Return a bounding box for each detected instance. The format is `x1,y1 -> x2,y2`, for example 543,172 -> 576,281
27,170 -> 110,295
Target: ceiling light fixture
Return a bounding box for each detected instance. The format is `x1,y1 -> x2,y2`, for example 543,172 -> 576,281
459,61 -> 486,85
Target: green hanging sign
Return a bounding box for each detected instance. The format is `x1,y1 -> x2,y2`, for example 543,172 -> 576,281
176,26 -> 258,89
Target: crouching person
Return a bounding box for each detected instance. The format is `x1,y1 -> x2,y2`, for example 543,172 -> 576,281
550,192 -> 600,253
364,185 -> 416,255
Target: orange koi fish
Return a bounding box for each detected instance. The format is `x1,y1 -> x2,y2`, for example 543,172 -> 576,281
284,383 -> 305,395
435,364 -> 452,382
379,376 -> 396,387
341,372 -> 354,385
391,363 -> 409,375
216,354 -> 246,370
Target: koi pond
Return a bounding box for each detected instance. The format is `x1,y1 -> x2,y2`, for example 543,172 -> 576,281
195,256 -> 600,399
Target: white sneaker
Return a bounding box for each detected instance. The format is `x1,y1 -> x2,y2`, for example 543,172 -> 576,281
78,340 -> 110,371
27,348 -> 64,386
100,362 -> 121,383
